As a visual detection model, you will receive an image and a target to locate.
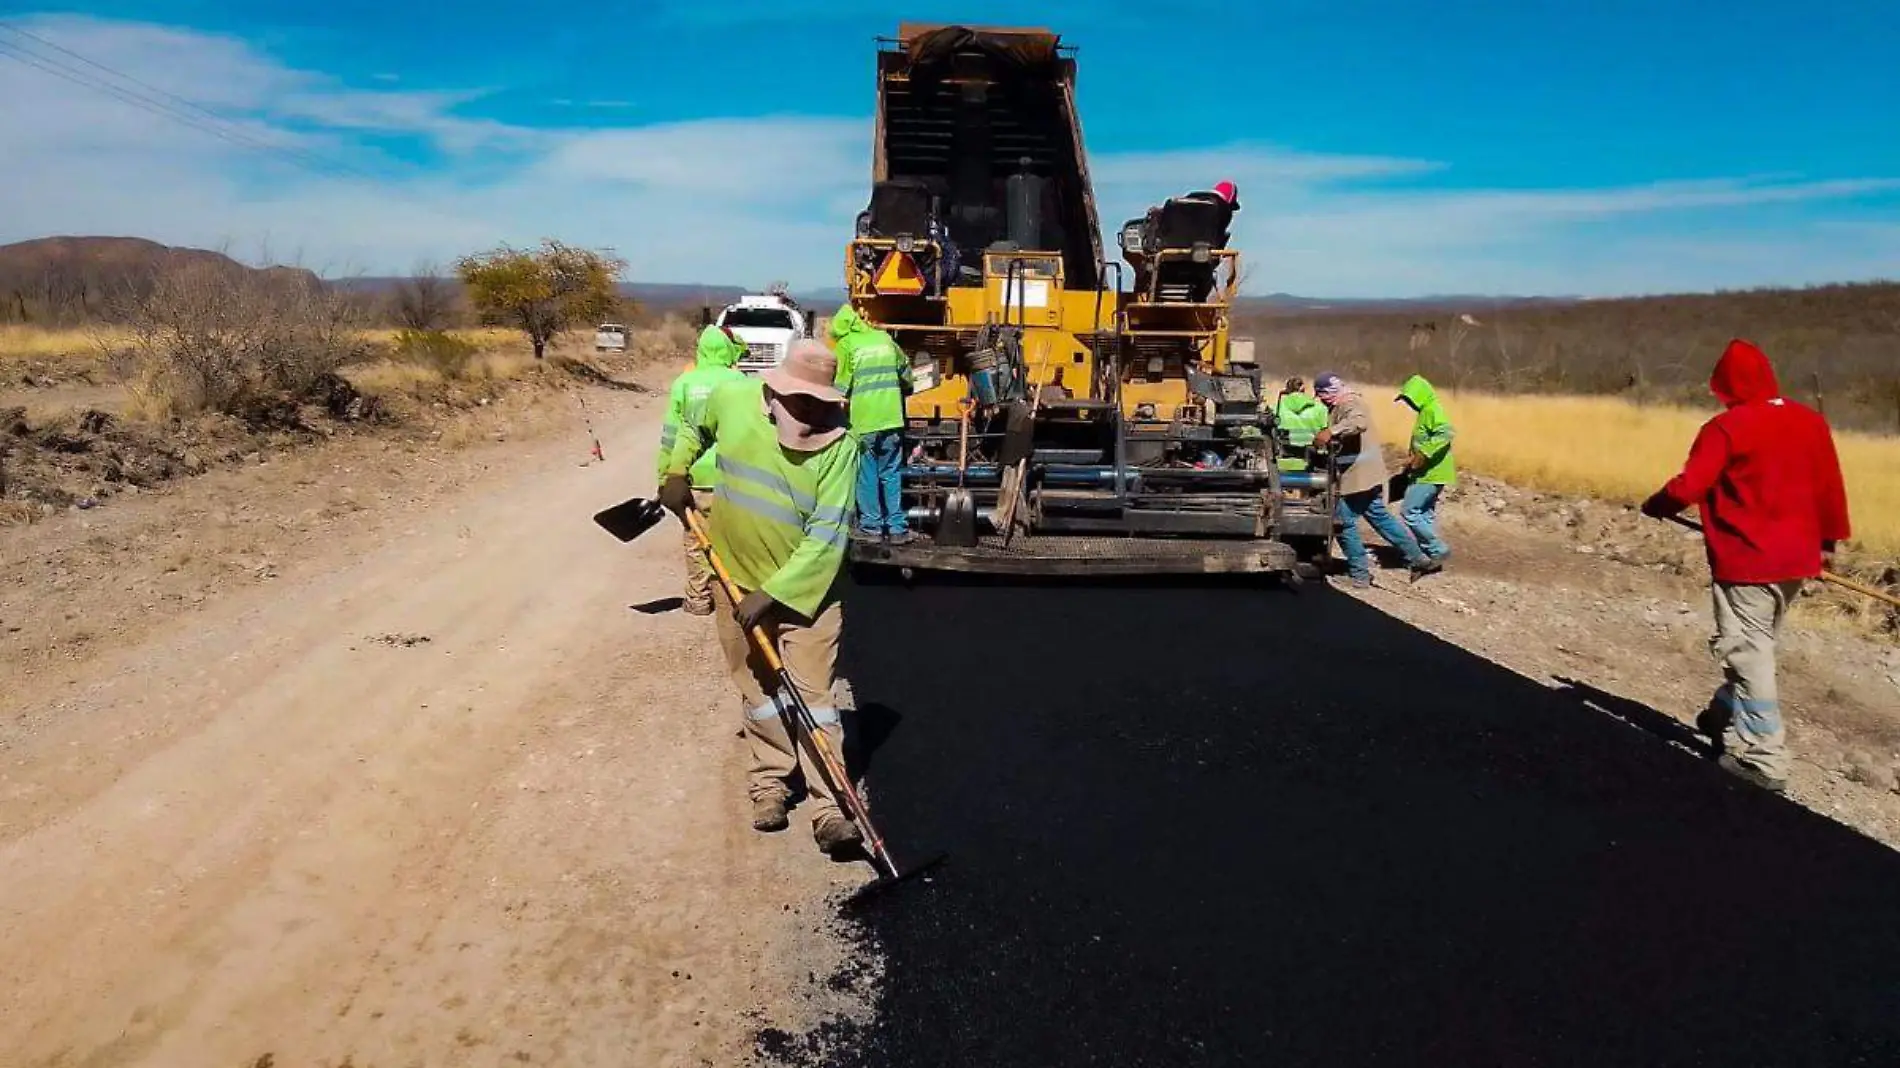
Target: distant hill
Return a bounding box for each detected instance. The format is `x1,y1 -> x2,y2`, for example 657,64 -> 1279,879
0,236 -> 322,324
3,236 -> 1590,323
1238,293 -> 1582,315
331,276 -> 848,315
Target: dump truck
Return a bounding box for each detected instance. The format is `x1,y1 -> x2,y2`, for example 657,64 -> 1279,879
842,23 -> 1336,577
715,291 -> 813,375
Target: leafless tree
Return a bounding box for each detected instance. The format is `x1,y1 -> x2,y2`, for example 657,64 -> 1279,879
392,261 -> 458,331
120,261 -> 366,419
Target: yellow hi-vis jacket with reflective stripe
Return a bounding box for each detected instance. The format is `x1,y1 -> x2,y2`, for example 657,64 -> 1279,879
830,305 -> 911,435
664,378 -> 859,617
657,326 -> 747,488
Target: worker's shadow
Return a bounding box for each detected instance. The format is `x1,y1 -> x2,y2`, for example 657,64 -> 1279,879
845,702 -> 905,779
1550,676 -> 1714,761
629,596 -> 685,615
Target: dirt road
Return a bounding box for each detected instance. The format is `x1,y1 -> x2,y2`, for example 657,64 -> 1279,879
0,388 -> 861,1067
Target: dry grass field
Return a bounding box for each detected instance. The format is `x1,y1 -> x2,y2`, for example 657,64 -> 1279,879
1387,390 -> 1900,560
7,319 -> 1894,558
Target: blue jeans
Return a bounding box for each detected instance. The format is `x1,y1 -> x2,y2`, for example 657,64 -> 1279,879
856,429 -> 907,535
1400,481 -> 1450,559
1334,488 -> 1424,580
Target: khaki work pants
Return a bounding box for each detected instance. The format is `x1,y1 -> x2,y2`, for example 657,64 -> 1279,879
711,583 -> 846,826
682,489 -> 715,614
1705,579 -> 1804,781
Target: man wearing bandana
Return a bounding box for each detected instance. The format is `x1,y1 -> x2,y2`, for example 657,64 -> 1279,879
659,339 -> 864,855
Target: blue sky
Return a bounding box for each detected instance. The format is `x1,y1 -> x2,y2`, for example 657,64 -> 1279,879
3,1 -> 1897,295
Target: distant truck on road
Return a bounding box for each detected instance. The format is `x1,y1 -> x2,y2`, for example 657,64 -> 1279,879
593,323 -> 628,353
707,292 -> 813,375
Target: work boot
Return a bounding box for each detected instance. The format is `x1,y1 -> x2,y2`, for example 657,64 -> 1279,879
683,600 -> 715,618
1348,574 -> 1374,590
751,793 -> 790,833
887,530 -> 917,547
1409,556 -> 1444,580
1717,754 -> 1787,794
813,814 -> 863,855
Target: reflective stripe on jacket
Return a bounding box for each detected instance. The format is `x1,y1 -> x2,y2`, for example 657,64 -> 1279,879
664,377 -> 859,616
658,326 -> 748,488
1274,392 -> 1329,445
830,305 -> 911,434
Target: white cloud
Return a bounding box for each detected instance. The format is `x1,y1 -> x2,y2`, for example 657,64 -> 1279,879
1,13 -> 1895,296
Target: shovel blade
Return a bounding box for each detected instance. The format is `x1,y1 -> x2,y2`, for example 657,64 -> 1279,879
593,497 -> 668,542
838,851 -> 948,915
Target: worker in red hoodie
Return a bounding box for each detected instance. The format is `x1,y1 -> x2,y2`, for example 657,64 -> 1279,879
1641,339 -> 1851,792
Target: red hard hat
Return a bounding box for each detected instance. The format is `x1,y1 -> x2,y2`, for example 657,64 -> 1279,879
1213,180 -> 1238,203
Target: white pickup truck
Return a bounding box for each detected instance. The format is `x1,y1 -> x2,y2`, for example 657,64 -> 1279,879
593,323 -> 628,353
715,293 -> 811,375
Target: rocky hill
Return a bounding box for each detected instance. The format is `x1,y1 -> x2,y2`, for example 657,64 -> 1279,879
0,237 -> 322,325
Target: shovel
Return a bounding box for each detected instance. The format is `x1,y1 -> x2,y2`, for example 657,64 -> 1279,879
592,496 -> 670,543
592,496 -> 945,906
1657,513 -> 1900,609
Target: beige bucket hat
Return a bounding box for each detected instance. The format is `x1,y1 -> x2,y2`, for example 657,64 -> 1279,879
760,339 -> 849,451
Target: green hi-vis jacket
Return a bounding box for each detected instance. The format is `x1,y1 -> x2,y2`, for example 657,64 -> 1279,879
657,326 -> 748,489
830,305 -> 912,435
1274,390 -> 1333,471
1275,392 -> 1330,444
1398,374 -> 1457,486
665,377 -> 859,616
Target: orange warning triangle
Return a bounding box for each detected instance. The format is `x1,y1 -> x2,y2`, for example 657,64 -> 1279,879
873,250 -> 925,295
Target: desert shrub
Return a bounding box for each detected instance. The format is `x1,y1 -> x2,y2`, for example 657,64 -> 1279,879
629,315 -> 699,364
121,262 -> 366,420
392,328 -> 481,378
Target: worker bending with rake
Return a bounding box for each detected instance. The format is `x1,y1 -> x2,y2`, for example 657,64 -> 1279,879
655,325 -> 747,616
1642,339 -> 1851,793
659,339 -> 865,855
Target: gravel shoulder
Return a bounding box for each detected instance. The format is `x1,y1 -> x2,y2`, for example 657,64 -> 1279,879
1,379 -> 864,1067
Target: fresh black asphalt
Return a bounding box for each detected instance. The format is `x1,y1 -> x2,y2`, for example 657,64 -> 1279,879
766,575 -> 1900,1067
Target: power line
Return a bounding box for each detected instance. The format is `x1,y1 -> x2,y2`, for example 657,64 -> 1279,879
0,25 -> 382,184
0,21 -> 502,264
1,20 -> 276,133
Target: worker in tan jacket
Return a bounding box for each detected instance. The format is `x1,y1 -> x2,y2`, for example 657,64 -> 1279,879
1312,372 -> 1437,587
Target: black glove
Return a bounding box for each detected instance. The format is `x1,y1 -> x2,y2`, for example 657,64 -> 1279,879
658,473 -> 692,517
736,589 -> 780,630
1639,491 -> 1675,520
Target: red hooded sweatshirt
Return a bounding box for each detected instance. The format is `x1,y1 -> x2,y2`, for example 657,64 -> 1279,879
1652,340 -> 1851,584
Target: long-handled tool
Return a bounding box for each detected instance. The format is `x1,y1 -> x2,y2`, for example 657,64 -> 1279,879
683,509 -> 945,904
591,495 -> 944,902
1658,513 -> 1900,609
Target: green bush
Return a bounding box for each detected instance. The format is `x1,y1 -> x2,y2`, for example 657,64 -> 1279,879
393,329 -> 480,378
